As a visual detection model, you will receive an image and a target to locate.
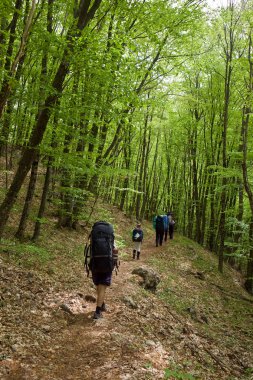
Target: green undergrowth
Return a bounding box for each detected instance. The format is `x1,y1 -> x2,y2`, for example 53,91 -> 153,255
164,367 -> 197,380
0,238 -> 53,269
0,201 -> 133,278
147,234 -> 253,355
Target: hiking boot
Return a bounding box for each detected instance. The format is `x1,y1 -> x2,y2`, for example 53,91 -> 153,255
101,302 -> 107,312
93,310 -> 103,320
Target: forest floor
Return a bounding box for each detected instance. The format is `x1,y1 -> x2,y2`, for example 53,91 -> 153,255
1,203 -> 253,380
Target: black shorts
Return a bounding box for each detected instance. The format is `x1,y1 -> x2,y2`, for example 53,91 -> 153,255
92,272 -> 112,286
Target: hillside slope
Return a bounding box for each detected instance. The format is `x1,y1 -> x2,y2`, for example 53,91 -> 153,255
0,204 -> 253,380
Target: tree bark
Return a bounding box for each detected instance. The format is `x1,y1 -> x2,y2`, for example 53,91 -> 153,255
15,156 -> 39,240
32,158 -> 52,242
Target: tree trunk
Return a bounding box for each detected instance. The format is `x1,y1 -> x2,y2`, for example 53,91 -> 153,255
32,159 -> 52,241
245,220 -> 253,294
218,14 -> 234,273
242,31 -> 253,292
15,157 -> 39,240
0,0 -> 103,238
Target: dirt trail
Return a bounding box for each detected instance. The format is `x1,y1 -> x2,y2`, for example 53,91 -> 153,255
3,238 -> 172,380
1,235 -> 251,380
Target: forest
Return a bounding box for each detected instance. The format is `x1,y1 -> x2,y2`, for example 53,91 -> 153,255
0,0 -> 253,294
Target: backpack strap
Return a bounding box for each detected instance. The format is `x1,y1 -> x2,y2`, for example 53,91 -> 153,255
112,248 -> 120,275
84,242 -> 91,277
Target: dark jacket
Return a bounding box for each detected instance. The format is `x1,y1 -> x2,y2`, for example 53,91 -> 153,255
132,228 -> 144,242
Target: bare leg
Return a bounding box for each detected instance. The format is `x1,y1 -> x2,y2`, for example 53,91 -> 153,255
96,284 -> 107,307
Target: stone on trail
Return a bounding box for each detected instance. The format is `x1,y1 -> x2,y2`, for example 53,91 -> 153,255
122,295 -> 138,309
132,267 -> 160,292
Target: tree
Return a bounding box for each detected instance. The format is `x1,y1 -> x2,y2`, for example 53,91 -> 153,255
0,0 -> 103,237
241,26 -> 253,293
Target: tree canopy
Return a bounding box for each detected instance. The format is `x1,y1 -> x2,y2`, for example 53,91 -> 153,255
0,0 -> 253,292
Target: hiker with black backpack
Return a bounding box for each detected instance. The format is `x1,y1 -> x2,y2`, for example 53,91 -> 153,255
153,214 -> 165,247
132,223 -> 144,260
84,221 -> 119,320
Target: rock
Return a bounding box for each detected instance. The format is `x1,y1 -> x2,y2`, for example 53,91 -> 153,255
186,306 -> 197,319
47,268 -> 55,275
200,314 -> 208,324
59,303 -> 73,314
132,267 -> 160,292
194,271 -> 205,280
145,340 -> 156,346
84,294 -> 96,303
41,325 -> 51,333
11,344 -> 19,352
122,296 -> 138,309
186,307 -> 209,324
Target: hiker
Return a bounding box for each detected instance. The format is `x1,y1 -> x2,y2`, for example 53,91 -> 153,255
84,221 -> 119,320
163,214 -> 169,242
168,212 -> 175,239
153,214 -> 165,247
132,223 -> 144,260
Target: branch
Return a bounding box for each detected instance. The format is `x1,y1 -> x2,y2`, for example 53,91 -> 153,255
11,0 -> 37,75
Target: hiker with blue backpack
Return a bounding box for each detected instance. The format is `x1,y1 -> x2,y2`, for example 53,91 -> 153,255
84,221 -> 119,320
132,223 -> 144,259
153,214 -> 165,246
163,214 -> 169,242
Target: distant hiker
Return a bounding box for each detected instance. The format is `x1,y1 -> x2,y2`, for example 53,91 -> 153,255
168,212 -> 175,239
153,214 -> 165,247
132,223 -> 144,259
163,214 -> 169,242
84,221 -> 119,320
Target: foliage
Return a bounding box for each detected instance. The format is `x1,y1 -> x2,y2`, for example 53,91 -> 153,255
164,367 -> 196,380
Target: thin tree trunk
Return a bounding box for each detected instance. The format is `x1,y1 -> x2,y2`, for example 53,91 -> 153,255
32,158 -> 52,241
242,31 -> 253,292
136,110 -> 149,220
218,14 -> 234,273
15,156 -> 39,240
245,221 -> 253,293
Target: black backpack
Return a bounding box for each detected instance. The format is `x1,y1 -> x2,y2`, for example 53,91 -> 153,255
132,228 -> 143,242
84,221 -> 119,276
156,215 -> 164,230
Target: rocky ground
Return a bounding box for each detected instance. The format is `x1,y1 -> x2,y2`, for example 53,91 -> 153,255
1,210 -> 253,380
